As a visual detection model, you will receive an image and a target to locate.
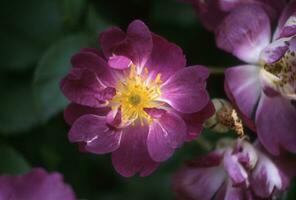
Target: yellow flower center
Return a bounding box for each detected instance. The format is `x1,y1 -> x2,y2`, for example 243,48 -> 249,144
110,65 -> 163,125
261,50 -> 296,99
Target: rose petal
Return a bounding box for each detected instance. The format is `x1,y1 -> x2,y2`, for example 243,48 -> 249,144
108,55 -> 132,69
275,1 -> 296,39
185,151 -> 223,168
145,33 -> 186,82
106,109 -> 121,128
216,4 -> 271,63
173,155 -> 226,200
147,112 -> 186,162
272,154 -> 296,180
100,20 -> 153,68
220,0 -> 285,18
256,94 -> 296,155
161,66 -> 210,113
215,180 -> 246,200
235,141 -> 258,170
64,103 -> 110,125
279,12 -> 296,39
144,107 -> 167,119
224,65 -> 261,130
256,0 -> 286,23
185,0 -> 285,32
261,37 -> 289,64
250,151 -> 286,198
85,130 -> 122,154
0,176 -> 14,199
112,123 -> 159,177
179,101 -> 215,141
0,168 -> 75,200
223,150 -> 248,187
60,68 -> 115,108
99,27 -> 126,58
71,51 -> 116,86
124,20 -> 153,67
186,0 -> 228,31
69,114 -> 122,154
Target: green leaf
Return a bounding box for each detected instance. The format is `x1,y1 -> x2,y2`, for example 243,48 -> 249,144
33,33 -> 94,122
86,5 -> 111,34
0,0 -> 64,71
0,145 -> 31,175
150,0 -> 196,27
0,0 -> 64,46
61,0 -> 87,28
0,32 -> 41,71
0,76 -> 40,134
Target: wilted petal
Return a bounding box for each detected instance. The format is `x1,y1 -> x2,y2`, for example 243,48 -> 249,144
161,66 -> 210,113
256,94 -> 296,155
173,153 -> 226,200
147,112 -> 186,162
215,180 -> 248,200
64,103 -> 110,125
0,168 -> 75,200
250,151 -> 287,198
69,114 -> 122,154
112,123 -> 159,177
216,4 -> 271,63
145,34 -> 186,82
235,141 -> 258,170
223,150 -> 248,187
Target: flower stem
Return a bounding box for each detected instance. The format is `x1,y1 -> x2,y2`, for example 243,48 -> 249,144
196,137 -> 213,151
209,67 -> 225,75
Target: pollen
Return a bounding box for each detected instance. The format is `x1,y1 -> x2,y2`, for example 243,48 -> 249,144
110,65 -> 162,125
262,50 -> 296,99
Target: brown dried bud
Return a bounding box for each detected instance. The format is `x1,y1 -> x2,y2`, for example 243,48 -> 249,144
204,98 -> 244,137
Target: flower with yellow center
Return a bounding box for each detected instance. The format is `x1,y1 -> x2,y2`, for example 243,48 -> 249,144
110,65 -> 163,126
62,19 -> 213,178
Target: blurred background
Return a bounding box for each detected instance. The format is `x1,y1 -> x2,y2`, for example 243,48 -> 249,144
0,0 -> 295,199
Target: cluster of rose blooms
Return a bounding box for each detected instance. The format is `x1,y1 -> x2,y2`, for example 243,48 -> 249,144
2,0 -> 296,199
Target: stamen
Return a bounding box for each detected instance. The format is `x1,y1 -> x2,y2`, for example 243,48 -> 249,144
204,99 -> 244,137
263,50 -> 296,99
217,107 -> 244,137
155,73 -> 162,84
110,65 -> 163,126
129,95 -> 141,105
129,64 -> 136,79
